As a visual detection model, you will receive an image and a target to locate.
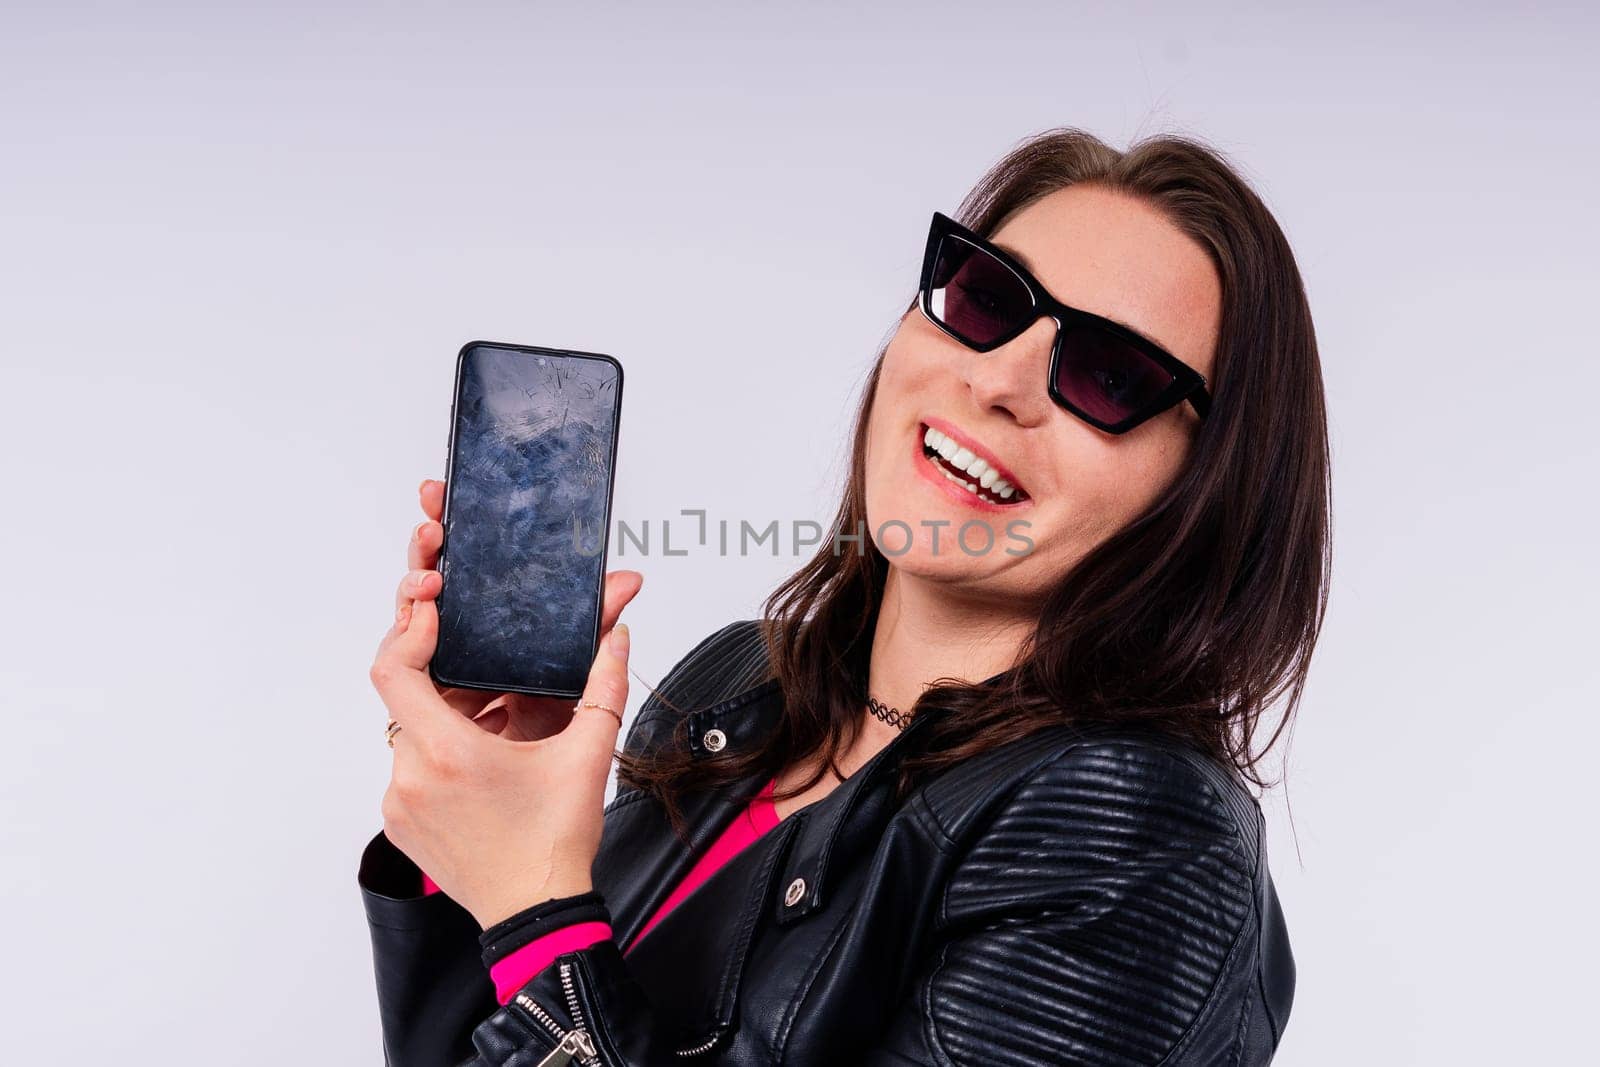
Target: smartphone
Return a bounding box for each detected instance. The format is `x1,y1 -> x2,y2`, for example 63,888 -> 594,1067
429,341 -> 624,699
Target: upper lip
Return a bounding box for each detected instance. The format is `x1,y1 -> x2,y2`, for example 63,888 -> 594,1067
919,415 -> 1031,499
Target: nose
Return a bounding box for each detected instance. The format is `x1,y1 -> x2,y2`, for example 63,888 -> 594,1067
960,317 -> 1056,427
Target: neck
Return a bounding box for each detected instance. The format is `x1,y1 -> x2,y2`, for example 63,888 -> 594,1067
863,565 -> 1035,741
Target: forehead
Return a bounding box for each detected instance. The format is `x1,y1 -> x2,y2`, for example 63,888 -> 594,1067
988,185 -> 1221,381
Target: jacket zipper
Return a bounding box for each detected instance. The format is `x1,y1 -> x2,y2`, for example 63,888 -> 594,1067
673,1031 -> 723,1057
560,960 -> 590,1036
513,965 -> 601,1067
528,1029 -> 597,1067
518,956 -> 720,1062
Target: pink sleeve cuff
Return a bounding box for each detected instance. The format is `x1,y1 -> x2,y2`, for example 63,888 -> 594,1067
421,871 -> 441,896
489,921 -> 614,1004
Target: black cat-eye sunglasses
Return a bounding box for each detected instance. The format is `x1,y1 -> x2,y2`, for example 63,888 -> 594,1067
918,210 -> 1211,435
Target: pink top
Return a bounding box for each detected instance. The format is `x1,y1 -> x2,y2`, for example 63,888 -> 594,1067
422,776 -> 783,1005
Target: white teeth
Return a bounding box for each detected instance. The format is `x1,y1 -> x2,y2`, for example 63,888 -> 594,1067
934,463 -> 979,494
920,423 -> 1025,502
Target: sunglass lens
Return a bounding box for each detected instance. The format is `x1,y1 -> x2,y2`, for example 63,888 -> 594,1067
1053,324 -> 1177,425
927,236 -> 1033,346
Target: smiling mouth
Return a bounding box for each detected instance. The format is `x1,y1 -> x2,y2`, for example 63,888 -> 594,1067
919,423 -> 1031,506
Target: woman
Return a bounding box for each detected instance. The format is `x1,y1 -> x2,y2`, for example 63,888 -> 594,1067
360,126 -> 1327,1066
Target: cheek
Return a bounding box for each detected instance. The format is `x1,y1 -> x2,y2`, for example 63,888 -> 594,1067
863,340 -> 925,488
862,414 -> 899,521
1126,426 -> 1193,503
874,341 -> 918,404
1076,435 -> 1190,536
878,318 -> 951,398
1026,435 -> 1148,552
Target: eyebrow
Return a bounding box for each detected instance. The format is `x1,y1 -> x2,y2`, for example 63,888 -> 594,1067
987,237 -> 1169,353
989,238 -> 1037,274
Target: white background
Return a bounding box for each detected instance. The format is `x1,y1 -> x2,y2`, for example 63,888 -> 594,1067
2,2 -> 1595,1062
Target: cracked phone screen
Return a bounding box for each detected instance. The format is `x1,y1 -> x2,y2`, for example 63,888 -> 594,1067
431,344 -> 620,697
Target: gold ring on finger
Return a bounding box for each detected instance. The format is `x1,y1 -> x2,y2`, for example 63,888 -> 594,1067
575,700 -> 622,727
385,719 -> 402,747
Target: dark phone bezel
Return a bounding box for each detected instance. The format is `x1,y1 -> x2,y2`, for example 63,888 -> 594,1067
427,339 -> 625,700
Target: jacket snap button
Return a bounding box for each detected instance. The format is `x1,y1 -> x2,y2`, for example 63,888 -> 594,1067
784,876 -> 807,907
702,728 -> 727,753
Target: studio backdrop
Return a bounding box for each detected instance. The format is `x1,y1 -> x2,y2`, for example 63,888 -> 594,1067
2,2 -> 1595,1063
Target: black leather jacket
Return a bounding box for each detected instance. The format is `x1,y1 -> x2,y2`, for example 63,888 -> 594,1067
359,619 -> 1295,1066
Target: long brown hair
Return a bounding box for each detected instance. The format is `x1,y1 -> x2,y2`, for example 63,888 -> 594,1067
618,126 -> 1331,839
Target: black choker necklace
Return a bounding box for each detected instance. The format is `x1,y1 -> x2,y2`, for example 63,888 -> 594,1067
867,695 -> 914,730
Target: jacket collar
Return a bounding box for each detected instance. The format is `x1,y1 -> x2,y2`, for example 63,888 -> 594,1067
684,675 -> 785,759
680,671 -> 946,927
615,646 -> 1002,1046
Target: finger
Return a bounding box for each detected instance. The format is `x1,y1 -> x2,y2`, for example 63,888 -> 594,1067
375,600 -> 411,667
559,622 -> 630,787
394,568 -> 440,616
385,584 -> 443,674
407,518 -> 442,572
371,594 -> 475,741
420,478 -> 445,523
597,570 -> 644,634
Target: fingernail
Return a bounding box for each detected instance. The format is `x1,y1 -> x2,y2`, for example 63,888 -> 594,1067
611,622 -> 630,655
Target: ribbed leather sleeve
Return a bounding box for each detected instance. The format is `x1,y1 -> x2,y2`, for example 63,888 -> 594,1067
920,739 -> 1258,1066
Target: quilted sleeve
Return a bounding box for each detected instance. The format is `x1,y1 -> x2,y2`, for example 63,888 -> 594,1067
863,739 -> 1261,1067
